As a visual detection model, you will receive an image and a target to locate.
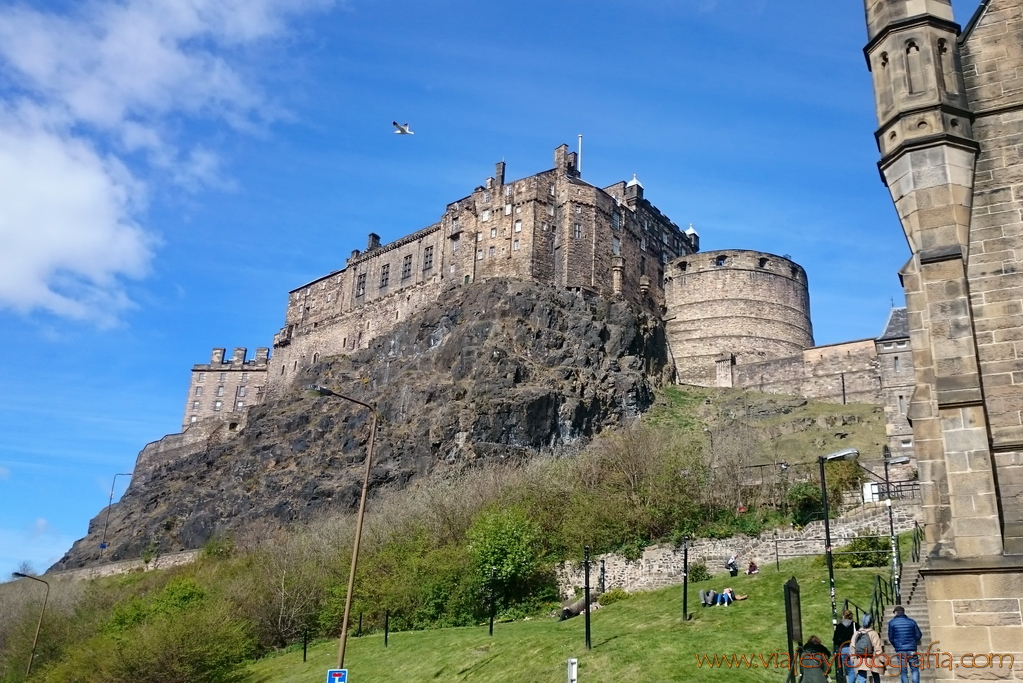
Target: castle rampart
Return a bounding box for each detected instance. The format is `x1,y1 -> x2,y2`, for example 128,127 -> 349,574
182,347 -> 268,429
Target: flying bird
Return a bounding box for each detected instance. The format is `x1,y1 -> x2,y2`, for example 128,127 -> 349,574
392,121 -> 414,135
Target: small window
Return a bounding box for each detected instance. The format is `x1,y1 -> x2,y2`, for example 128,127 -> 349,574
197,372 -> 205,383
477,249 -> 484,260
514,220 -> 522,233
679,261 -> 688,272
790,266 -> 799,277
195,386 -> 203,397
504,203 -> 512,215
236,401 -> 245,410
190,415 -> 198,423
883,342 -> 895,350
380,263 -> 390,288
192,400 -> 200,410
491,227 -> 497,238
241,372 -> 248,381
453,237 -> 461,253
612,236 -> 621,256
451,218 -> 460,232
548,185 -> 555,196
504,185 -> 512,196
476,232 -> 483,242
898,395 -> 906,414
901,438 -> 913,447
612,212 -> 621,230
213,400 -> 223,412
219,372 -> 226,381
574,206 -> 581,215
481,210 -> 490,222
661,232 -> 668,244
488,246 -> 496,257
715,255 -> 727,266
482,190 -> 491,202
547,205 -> 554,216
238,386 -> 247,397
402,254 -> 413,279
216,385 -> 225,396
894,356 -> 901,372
896,340 -> 908,348
512,238 -> 520,251
423,246 -> 434,270
573,224 -> 582,239
356,273 -> 366,296
515,206 -> 521,214
640,236 -> 647,251
640,256 -> 646,275
758,257 -> 768,268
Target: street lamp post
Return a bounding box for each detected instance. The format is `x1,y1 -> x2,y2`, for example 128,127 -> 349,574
880,447 -> 911,603
12,572 -> 49,677
101,472 -> 133,552
305,385 -> 379,671
818,447 -> 858,627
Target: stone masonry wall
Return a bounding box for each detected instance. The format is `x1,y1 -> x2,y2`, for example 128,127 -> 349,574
556,503 -> 920,598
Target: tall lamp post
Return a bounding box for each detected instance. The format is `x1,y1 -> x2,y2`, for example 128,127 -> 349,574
818,447 -> 858,627
877,447 -> 911,602
101,472 -> 133,552
12,572 -> 49,677
305,385 -> 379,671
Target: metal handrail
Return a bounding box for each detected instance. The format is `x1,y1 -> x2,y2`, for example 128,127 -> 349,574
910,521 -> 924,563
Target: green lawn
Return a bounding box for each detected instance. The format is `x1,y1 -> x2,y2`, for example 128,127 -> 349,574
246,557 -> 885,682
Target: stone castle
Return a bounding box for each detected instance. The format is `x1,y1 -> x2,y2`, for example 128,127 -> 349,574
862,0 -> 1023,668
181,145 -> 918,462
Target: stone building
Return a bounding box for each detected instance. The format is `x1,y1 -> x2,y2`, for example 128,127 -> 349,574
875,307 -> 916,460
181,347 -> 269,430
264,144 -> 698,396
863,0 -> 1023,670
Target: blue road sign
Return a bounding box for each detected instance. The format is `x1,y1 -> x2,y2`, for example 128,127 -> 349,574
326,669 -> 347,683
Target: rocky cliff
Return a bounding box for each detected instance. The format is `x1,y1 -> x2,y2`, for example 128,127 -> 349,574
53,279 -> 670,570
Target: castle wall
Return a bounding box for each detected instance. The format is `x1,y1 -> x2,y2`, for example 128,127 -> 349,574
264,145 -> 696,396
663,250 -> 813,387
875,335 -> 916,459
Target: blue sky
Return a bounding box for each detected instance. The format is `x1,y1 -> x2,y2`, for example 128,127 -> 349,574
0,0 -> 982,576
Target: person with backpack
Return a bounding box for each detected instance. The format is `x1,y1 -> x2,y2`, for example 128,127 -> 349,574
887,605 -> 922,683
851,614 -> 885,682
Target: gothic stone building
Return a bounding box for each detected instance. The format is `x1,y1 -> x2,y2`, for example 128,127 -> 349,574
864,0 -> 1023,671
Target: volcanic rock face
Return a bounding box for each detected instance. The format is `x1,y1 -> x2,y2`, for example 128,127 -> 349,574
53,280 -> 669,570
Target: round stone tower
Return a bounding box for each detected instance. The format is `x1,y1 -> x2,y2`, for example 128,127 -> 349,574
663,249 -> 813,387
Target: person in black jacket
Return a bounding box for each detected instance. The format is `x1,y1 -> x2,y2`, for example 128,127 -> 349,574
833,609 -> 857,683
799,635 -> 831,683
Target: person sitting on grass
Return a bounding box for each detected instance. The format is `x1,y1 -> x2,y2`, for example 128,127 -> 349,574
746,560 -> 759,575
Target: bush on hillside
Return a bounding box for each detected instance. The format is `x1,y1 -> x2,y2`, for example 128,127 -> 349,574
597,587 -> 631,606
687,562 -> 711,583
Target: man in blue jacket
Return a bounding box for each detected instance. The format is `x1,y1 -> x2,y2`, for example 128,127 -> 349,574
887,605 -> 923,683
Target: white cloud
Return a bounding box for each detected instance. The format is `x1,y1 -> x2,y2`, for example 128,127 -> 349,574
0,0 -> 334,322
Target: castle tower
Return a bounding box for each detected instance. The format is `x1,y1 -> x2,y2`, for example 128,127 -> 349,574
865,0 -> 1023,669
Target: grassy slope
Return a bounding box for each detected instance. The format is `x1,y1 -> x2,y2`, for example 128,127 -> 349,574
247,557 -> 883,682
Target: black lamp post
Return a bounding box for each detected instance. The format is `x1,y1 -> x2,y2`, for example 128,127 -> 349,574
818,447 -> 858,627
304,385 -> 379,670
12,572 -> 49,677
880,447 -> 911,602
100,472 -> 133,552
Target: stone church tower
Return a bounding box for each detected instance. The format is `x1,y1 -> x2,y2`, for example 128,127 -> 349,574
864,0 -> 1022,667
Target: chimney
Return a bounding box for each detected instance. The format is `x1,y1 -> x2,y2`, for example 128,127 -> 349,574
495,161 -> 506,187
232,347 -> 247,364
367,233 -> 381,250
211,348 -> 225,364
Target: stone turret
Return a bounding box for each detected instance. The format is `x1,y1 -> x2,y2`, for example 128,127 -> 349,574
864,0 -> 998,559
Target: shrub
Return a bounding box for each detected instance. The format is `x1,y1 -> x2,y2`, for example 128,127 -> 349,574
687,562 -> 711,583
597,587 -> 631,606
833,532 -> 890,569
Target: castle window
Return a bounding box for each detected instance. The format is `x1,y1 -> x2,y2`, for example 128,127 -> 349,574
906,41 -> 923,94
513,239 -> 520,251
356,273 -> 366,296
901,438 -> 913,447
898,395 -> 906,414
219,372 -> 226,381
423,246 -> 434,270
790,266 -> 798,277
477,249 -> 484,260
883,342 -> 895,350
574,206 -> 581,215
481,210 -> 490,222
679,261 -> 688,272
214,400 -> 223,412
661,252 -> 668,265
549,185 -> 555,196
476,232 -> 482,242
453,237 -> 461,253
452,218 -> 459,232
482,190 -> 491,202
380,264 -> 390,288
640,256 -> 646,275
573,224 -> 582,239
216,385 -> 225,397
715,255 -> 727,266
402,254 -> 413,279
514,220 -> 522,232
896,340 -> 908,348
640,236 -> 647,251
197,372 -> 205,383
238,386 -> 247,397
661,232 -> 668,244
195,386 -> 203,397
491,227 -> 497,238
894,356 -> 901,373
236,401 -> 245,410
504,203 -> 512,215
504,185 -> 512,197
547,205 -> 554,216
192,400 -> 200,410
515,206 -> 521,214
612,236 -> 621,256
242,372 -> 248,381
612,212 -> 621,230
488,246 -> 496,258
758,257 -> 768,268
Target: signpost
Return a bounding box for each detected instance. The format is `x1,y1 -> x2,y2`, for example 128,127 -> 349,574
783,577 -> 802,683
326,670 -> 348,682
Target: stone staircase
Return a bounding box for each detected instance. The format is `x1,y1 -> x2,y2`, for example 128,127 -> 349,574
890,561 -> 935,682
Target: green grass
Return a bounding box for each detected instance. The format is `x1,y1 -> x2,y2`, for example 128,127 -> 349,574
245,556 -> 884,682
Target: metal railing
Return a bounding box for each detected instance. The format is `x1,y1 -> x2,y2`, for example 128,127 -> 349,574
843,572 -> 896,634
910,520 -> 924,563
